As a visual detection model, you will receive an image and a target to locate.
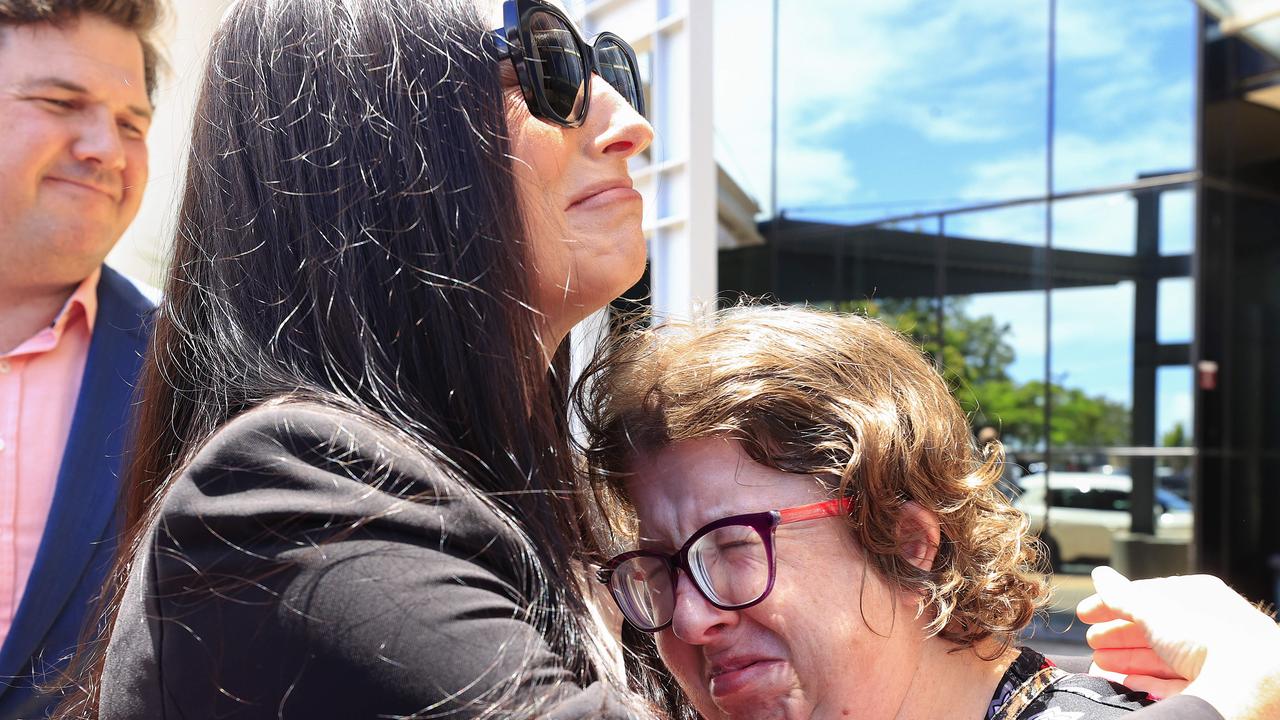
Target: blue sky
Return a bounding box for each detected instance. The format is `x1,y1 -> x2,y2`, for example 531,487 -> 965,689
713,0 -> 1198,442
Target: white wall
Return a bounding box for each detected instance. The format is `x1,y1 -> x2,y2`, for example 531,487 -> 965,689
107,0 -> 233,287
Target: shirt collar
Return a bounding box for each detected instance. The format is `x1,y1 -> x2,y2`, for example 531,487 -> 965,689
51,268 -> 101,337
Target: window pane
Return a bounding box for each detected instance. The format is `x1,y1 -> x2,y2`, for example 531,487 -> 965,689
1160,188 -> 1195,256
1157,366 -> 1193,447
946,205 -> 1047,248
1053,0 -> 1196,192
1158,277 -> 1194,345
1049,283 -> 1134,450
958,290 -> 1048,455
1053,194 -> 1135,255
769,2 -> 1048,226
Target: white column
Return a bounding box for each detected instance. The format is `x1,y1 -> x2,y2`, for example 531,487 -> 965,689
652,0 -> 716,321
576,0 -> 717,322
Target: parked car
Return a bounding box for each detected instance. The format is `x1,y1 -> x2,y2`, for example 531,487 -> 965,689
1013,472 -> 1191,569
1157,465 -> 1192,501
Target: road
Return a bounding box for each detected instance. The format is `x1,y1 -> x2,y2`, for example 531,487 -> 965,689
1021,571 -> 1096,657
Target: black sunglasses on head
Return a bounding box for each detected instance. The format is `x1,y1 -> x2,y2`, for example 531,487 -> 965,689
490,0 -> 646,128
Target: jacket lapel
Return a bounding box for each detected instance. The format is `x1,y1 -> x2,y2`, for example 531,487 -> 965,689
0,267 -> 153,687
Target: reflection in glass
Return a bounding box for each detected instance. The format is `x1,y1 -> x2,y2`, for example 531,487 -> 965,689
1157,366 -> 1194,447
1158,277 -> 1194,345
1052,194 -> 1135,255
708,0 -> 1202,584
959,291 -> 1047,453
1014,465 -> 1191,570
1053,0 -> 1196,192
1049,284 -> 1135,448
1157,455 -> 1192,503
770,2 -> 1049,222
1160,189 -> 1196,256
946,205 -> 1046,248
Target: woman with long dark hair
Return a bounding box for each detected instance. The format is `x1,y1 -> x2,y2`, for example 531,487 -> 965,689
55,0 -> 655,717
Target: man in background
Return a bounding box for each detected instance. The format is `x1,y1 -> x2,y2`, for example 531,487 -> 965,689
0,1 -> 160,714
978,424 -> 1024,500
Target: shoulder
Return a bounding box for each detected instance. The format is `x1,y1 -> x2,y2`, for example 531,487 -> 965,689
189,400 -> 421,471
98,264 -> 160,313
1035,672 -> 1154,713
1033,676 -> 1223,719
147,400 -> 536,633
122,405 -> 624,718
170,400 -> 476,517
1001,649 -> 1154,719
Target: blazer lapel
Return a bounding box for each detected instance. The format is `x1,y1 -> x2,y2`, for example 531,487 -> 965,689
0,268 -> 152,686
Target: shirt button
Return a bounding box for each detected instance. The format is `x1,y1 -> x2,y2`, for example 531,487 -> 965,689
0,360 -> 10,373
0,438 -> 6,452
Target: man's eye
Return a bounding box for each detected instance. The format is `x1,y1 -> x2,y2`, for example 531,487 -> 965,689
38,98 -> 76,110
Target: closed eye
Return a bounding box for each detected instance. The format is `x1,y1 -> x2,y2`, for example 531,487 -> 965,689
37,97 -> 77,110
119,119 -> 145,138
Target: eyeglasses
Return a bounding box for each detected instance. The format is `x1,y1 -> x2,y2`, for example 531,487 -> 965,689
489,0 -> 646,128
597,498 -> 851,632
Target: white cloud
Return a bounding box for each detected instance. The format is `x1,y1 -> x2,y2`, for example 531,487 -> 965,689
713,0 -> 1051,210
776,144 -> 860,208
945,120 -> 1194,253
712,0 -> 1196,217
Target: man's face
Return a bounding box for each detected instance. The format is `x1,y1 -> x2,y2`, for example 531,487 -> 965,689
0,14 -> 151,291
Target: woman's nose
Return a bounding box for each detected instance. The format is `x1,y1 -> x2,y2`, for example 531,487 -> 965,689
588,73 -> 653,159
669,571 -> 738,644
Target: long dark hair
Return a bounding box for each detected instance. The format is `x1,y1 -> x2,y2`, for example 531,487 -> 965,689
57,0 -> 599,714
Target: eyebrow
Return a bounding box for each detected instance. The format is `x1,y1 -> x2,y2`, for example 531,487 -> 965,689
20,76 -> 153,121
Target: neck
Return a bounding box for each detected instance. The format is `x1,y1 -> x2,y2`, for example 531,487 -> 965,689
0,280 -> 81,354
894,637 -> 1021,720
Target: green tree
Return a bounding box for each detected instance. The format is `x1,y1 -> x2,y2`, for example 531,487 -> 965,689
1162,422 -> 1189,471
839,297 -> 1130,449
1161,422 -> 1187,448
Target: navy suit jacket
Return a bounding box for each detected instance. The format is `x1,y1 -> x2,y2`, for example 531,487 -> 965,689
0,266 -> 154,719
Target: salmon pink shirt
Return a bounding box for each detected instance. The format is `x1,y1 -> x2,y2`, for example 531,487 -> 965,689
0,269 -> 99,646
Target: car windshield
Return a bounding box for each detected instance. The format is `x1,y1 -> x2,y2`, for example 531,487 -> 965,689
1156,488 -> 1191,511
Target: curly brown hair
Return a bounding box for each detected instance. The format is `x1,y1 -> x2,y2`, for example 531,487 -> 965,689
576,304 -> 1050,655
0,0 -> 163,98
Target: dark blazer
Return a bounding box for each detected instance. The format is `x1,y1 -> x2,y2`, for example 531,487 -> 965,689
0,266 -> 155,719
98,403 -> 637,719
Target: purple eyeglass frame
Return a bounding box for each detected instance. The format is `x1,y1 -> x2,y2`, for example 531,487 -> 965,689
596,498 -> 852,632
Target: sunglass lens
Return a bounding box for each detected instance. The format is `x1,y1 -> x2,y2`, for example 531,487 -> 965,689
688,525 -> 770,607
595,37 -> 643,114
528,10 -> 587,122
608,555 -> 673,631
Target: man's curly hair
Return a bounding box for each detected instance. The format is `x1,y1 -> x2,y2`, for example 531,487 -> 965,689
575,304 -> 1050,657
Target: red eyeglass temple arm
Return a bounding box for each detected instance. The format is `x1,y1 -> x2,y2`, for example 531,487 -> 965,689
777,497 -> 852,524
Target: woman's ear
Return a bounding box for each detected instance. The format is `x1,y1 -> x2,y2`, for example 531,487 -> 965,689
898,502 -> 941,572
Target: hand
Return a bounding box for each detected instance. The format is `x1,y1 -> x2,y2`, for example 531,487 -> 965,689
1077,566 -> 1280,720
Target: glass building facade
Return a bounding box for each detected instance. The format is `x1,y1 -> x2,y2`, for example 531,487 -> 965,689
714,1 -> 1280,600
